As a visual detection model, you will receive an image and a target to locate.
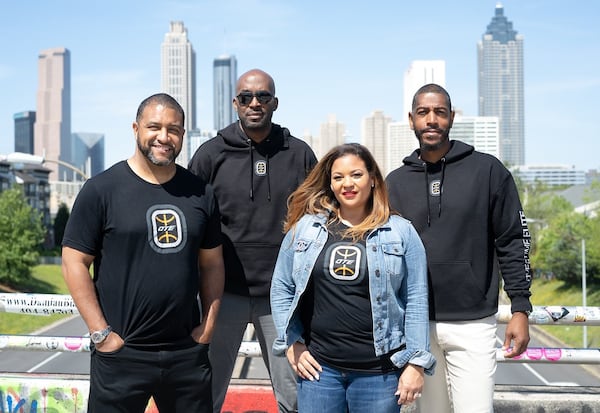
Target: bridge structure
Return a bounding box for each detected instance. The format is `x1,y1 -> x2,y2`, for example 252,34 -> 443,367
0,293 -> 599,412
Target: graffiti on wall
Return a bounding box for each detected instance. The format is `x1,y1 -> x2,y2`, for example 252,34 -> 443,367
0,378 -> 87,413
0,376 -> 158,413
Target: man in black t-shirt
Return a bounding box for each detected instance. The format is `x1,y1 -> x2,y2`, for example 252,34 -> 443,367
62,93 -> 224,413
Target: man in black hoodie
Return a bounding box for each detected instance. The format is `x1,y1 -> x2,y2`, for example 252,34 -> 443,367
385,84 -> 532,413
189,69 -> 317,413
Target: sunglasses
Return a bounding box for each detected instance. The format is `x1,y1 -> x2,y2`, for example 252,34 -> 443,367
236,91 -> 274,106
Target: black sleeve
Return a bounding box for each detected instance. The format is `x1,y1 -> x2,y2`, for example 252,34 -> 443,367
492,172 -> 532,313
62,180 -> 104,256
200,184 -> 223,250
188,143 -> 213,182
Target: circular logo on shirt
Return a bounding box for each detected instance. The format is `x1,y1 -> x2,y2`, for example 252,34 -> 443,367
147,204 -> 187,254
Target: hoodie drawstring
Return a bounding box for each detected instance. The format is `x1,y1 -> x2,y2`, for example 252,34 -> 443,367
248,139 -> 272,202
248,139 -> 254,200
438,157 -> 446,219
423,158 -> 446,226
423,162 -> 431,226
266,153 -> 271,201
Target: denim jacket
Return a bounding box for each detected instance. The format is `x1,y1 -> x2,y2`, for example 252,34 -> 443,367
270,213 -> 436,374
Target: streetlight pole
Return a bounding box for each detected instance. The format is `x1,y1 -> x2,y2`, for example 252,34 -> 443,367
42,158 -> 88,181
581,238 -> 587,348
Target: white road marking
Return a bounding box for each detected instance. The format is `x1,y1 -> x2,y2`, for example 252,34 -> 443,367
26,352 -> 63,373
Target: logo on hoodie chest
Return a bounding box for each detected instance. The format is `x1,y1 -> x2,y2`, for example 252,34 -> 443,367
430,179 -> 442,196
255,160 -> 267,176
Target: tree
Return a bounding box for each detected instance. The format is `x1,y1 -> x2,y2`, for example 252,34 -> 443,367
521,181 -> 572,256
532,211 -> 600,286
0,188 -> 46,285
53,202 -> 70,246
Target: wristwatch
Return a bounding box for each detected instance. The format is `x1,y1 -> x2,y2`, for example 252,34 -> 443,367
90,326 -> 112,344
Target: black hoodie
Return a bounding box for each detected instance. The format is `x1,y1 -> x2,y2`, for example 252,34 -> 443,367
386,140 -> 532,321
188,122 -> 317,297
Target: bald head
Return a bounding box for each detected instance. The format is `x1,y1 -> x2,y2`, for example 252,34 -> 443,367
236,69 -> 276,95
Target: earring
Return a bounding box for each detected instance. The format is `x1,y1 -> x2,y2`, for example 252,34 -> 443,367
371,183 -> 375,188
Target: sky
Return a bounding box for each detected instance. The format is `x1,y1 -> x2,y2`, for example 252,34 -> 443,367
2,0 -> 600,171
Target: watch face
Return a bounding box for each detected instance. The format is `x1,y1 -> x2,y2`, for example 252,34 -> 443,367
91,326 -> 111,344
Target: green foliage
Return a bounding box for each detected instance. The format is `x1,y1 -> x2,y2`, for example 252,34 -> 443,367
53,202 -> 70,246
0,264 -> 70,335
0,188 -> 46,285
521,181 -> 572,255
521,181 -> 600,287
532,211 -> 600,286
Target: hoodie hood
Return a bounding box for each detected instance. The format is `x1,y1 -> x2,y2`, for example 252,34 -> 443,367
218,122 -> 291,200
386,139 -> 531,321
188,121 -> 318,297
402,140 -> 475,226
218,121 -> 291,151
402,140 -> 474,167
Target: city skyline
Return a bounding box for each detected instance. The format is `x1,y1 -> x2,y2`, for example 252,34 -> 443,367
213,54 -> 238,131
33,47 -> 71,181
1,1 -> 599,171
160,21 -> 196,166
478,4 -> 525,166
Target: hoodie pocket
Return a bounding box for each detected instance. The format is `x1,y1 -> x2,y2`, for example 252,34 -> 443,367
429,261 -> 487,315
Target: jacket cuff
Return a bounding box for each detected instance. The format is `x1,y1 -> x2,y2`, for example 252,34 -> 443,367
510,295 -> 533,314
390,349 -> 437,376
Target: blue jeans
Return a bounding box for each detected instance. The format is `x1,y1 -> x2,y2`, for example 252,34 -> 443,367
297,363 -> 402,413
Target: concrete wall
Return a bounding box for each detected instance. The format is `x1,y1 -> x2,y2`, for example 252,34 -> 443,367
1,375 -> 599,412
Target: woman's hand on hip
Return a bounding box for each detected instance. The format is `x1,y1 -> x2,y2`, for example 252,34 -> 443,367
286,342 -> 322,381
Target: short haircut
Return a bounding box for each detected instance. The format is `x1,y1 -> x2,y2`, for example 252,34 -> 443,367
411,83 -> 452,113
136,93 -> 185,125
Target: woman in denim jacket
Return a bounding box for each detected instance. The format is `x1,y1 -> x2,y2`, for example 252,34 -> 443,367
270,143 -> 435,412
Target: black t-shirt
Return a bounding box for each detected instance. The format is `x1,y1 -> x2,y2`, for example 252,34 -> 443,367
62,161 -> 222,349
300,221 -> 396,372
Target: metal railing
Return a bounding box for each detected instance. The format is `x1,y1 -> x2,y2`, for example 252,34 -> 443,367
1,293 -> 599,364
1,292 -> 598,413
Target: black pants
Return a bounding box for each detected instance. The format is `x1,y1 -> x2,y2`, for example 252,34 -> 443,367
89,343 -> 212,413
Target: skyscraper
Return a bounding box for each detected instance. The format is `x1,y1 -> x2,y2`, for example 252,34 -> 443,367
403,60 -> 446,117
449,115 -> 500,160
478,4 -> 524,166
316,114 -> 346,158
213,55 -> 237,130
362,110 -> 392,174
161,21 -> 196,166
14,111 -> 36,154
71,132 -> 105,179
387,122 -> 417,175
34,47 -> 71,181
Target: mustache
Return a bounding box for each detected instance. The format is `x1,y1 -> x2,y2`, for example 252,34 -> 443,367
422,128 -> 445,134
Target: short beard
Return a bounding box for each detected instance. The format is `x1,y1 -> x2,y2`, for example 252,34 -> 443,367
239,113 -> 272,132
414,129 -> 450,152
137,140 -> 178,166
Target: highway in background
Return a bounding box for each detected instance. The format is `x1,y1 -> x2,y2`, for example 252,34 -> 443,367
0,317 -> 598,387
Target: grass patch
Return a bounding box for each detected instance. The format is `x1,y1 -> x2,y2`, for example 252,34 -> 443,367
531,277 -> 600,348
0,264 -> 71,335
2,265 -> 598,348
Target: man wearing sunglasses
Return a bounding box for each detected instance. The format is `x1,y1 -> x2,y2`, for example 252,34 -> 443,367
189,68 -> 317,413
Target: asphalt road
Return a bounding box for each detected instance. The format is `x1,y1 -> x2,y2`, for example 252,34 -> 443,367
0,317 -> 598,387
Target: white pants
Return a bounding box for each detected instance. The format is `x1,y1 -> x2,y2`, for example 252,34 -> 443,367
417,316 -> 497,413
